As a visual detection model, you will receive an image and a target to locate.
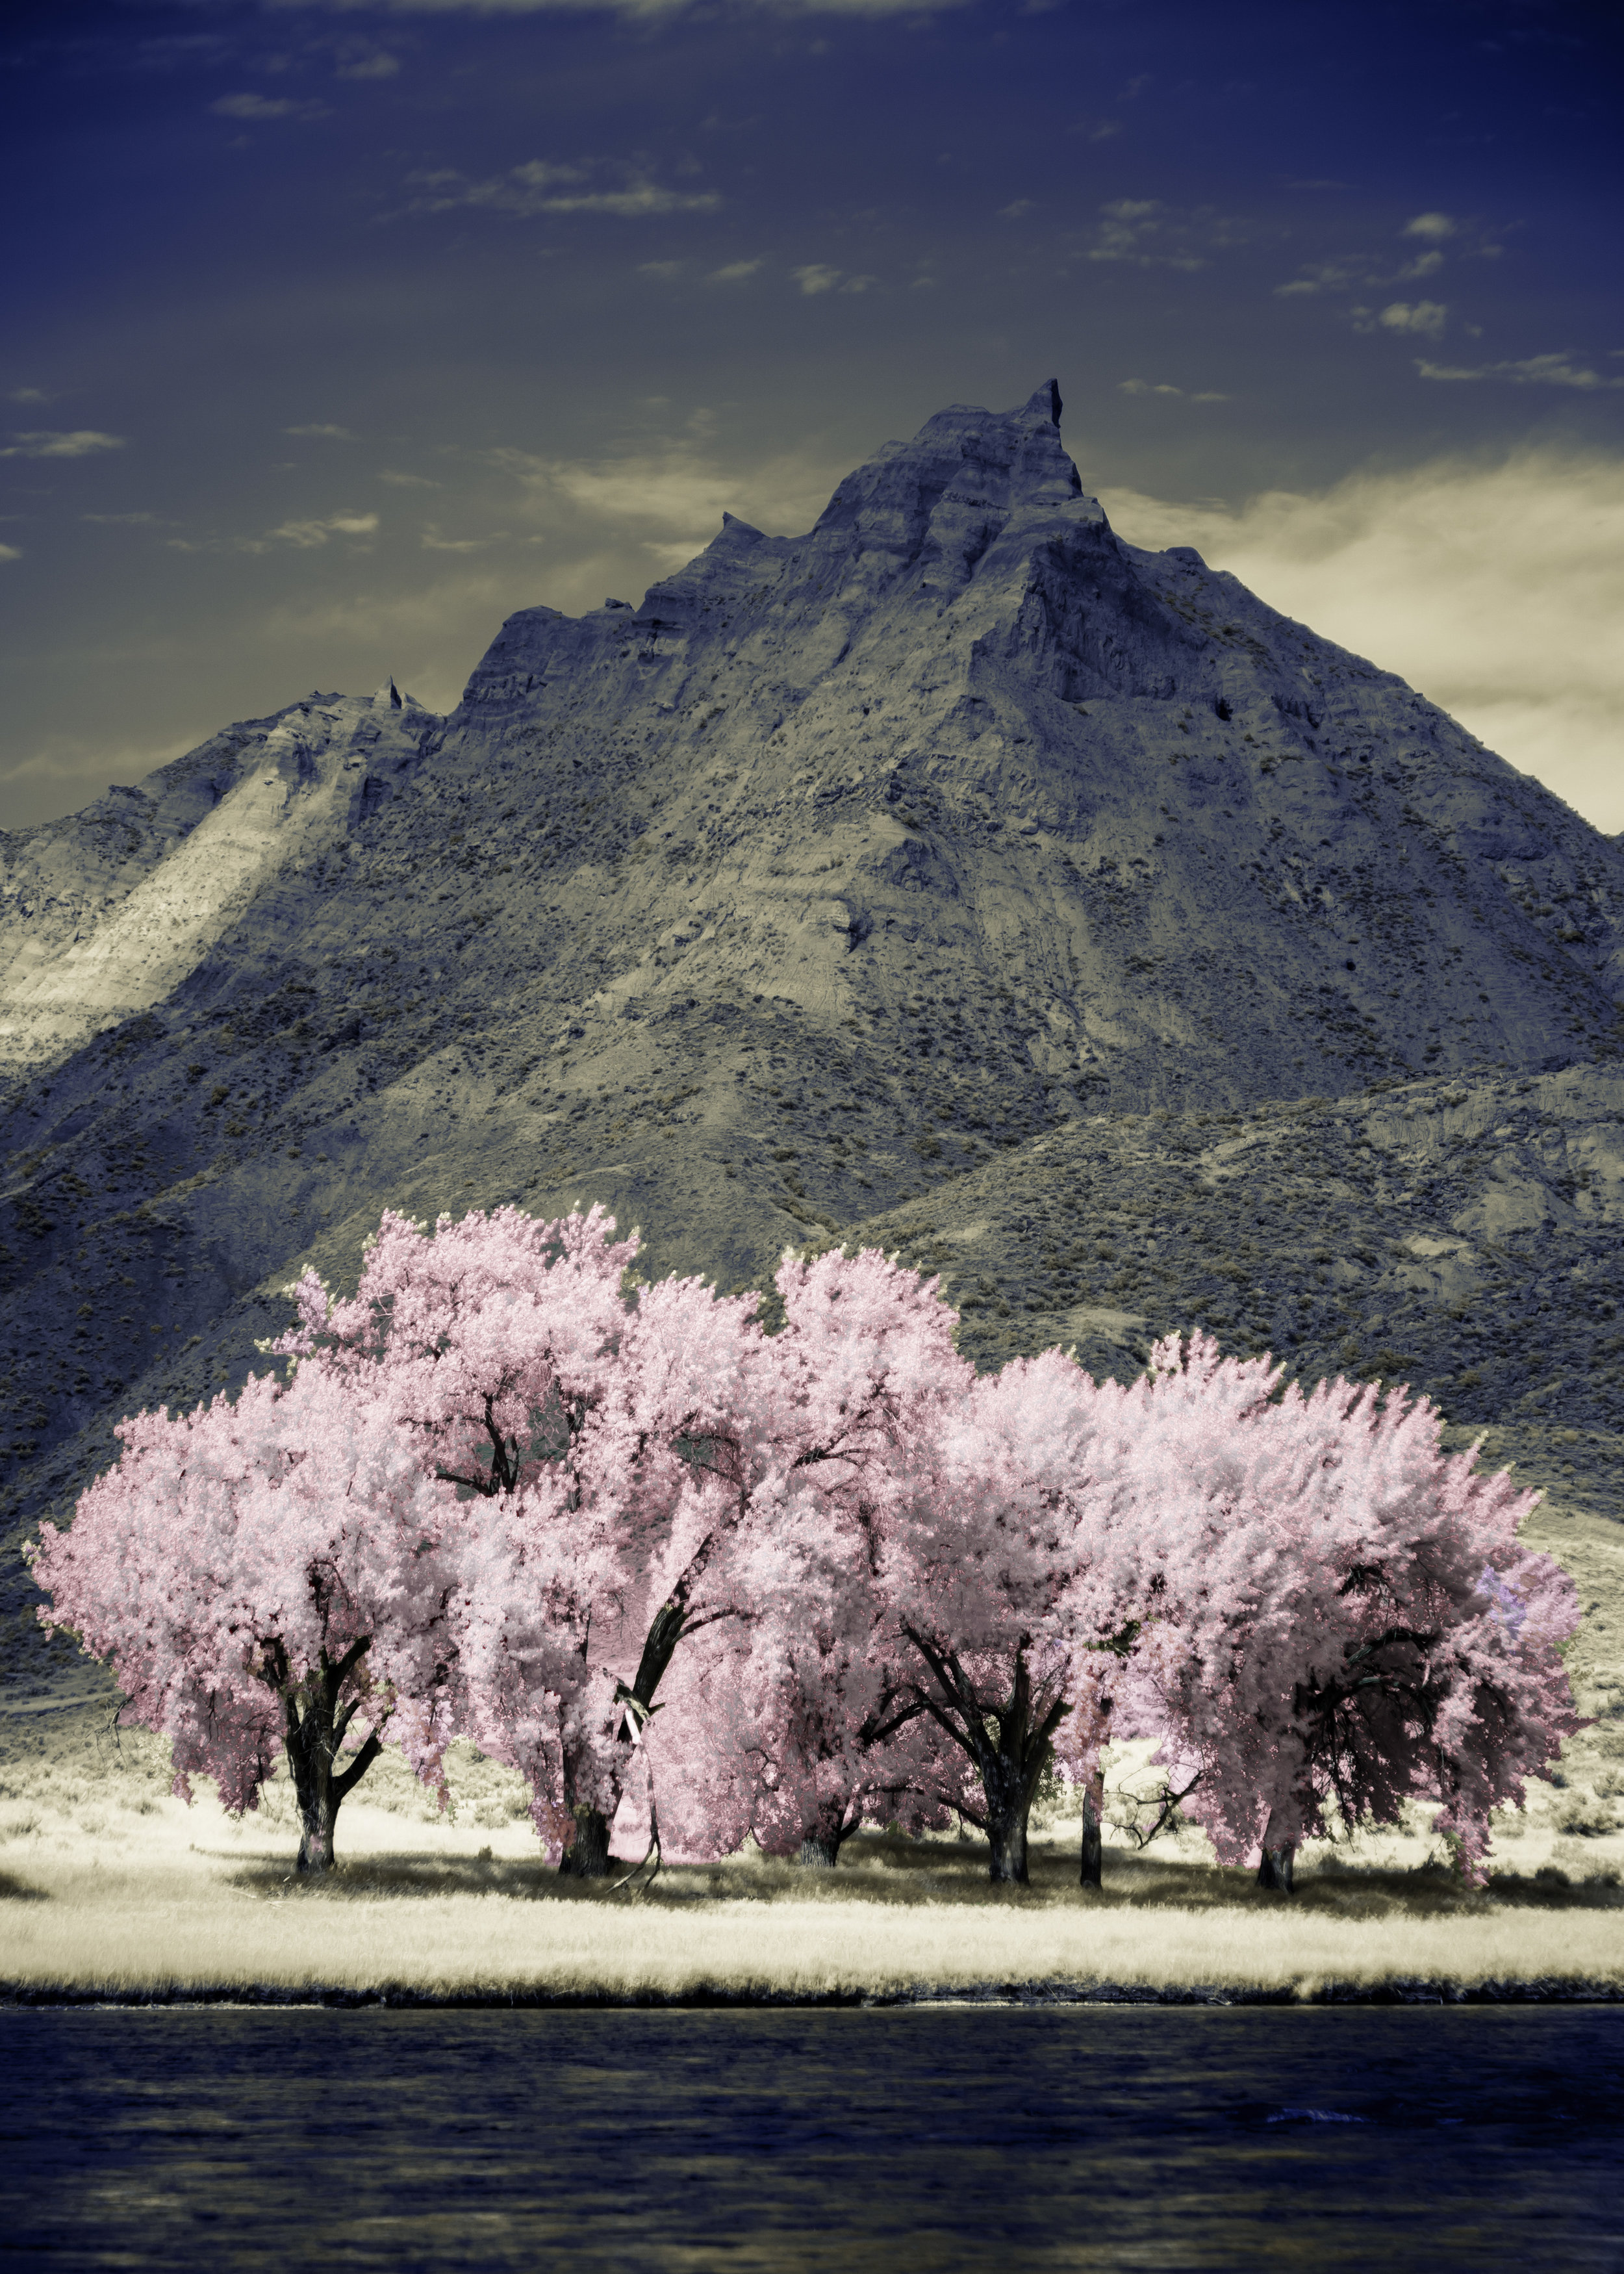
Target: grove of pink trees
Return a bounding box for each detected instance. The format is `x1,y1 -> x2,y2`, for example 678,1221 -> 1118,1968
29,1207 -> 1584,1889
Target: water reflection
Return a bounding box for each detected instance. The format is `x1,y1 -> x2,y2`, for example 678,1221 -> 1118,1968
6,2007 -> 1621,2271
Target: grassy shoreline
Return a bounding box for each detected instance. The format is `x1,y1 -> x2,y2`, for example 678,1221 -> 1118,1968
6,1798 -> 1622,2007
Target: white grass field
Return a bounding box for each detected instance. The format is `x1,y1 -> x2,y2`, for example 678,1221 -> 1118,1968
3,1724 -> 1621,2003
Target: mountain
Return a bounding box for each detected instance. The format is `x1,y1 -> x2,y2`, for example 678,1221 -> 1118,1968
5,379 -> 1623,1704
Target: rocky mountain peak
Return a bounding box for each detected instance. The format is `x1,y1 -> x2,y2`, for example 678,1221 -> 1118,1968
3,381 -> 1623,1695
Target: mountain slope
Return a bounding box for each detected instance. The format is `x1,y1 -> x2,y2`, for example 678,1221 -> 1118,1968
4,379 -> 1623,1701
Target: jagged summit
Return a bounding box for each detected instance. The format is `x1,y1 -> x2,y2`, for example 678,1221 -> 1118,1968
2,381 -> 1623,1667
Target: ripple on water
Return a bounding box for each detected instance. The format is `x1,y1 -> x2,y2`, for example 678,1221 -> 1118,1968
3,2006 -> 1621,2271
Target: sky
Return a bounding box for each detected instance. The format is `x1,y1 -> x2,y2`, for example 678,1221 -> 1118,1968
3,0 -> 1621,832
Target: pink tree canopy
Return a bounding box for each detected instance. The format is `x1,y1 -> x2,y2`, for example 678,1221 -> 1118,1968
885,1341 -> 1150,1884
652,1246 -> 973,1866
27,1367 -> 461,1872
1104,1332 -> 1585,1885
30,1208 -> 1582,1897
272,1203 -> 764,1870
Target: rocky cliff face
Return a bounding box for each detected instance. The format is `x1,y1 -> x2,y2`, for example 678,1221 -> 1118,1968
5,381 -> 1623,1698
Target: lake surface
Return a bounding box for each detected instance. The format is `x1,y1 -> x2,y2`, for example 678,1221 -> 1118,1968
6,2006 -> 1622,2271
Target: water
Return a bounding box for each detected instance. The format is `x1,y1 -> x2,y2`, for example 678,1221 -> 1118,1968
6,2006 -> 1622,2271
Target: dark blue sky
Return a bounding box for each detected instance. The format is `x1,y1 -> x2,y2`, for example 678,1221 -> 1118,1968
4,0 -> 1621,826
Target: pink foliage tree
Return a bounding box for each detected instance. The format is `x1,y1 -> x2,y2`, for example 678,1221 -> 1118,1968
652,1247 -> 973,1866
27,1368 -> 460,1872
29,1206 -> 1582,1903
1108,1333 -> 1586,1888
886,1342 -> 1148,1884
272,1203 -> 763,1873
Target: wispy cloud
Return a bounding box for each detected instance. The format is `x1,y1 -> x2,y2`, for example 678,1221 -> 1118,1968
789,262 -> 876,294
81,511 -> 167,525
1119,379 -> 1229,402
1374,300 -> 1449,340
0,543 -> 22,564
998,198 -> 1035,220
1275,257 -> 1377,298
210,92 -> 330,120
487,430 -> 837,574
167,508 -> 380,554
1402,211 -> 1460,241
403,159 -> 718,218
264,509 -> 379,546
285,422 -> 355,439
1416,352 -> 1623,389
1082,198 -> 1223,271
707,259 -> 764,283
377,468 -> 439,487
6,388 -> 51,405
420,525 -> 509,551
1276,211 -> 1495,301
335,48 -> 401,77
1102,444 -> 1624,834
0,429 -> 125,459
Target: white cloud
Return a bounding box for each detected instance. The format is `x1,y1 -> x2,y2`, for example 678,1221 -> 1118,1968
0,430 -> 125,459
1084,197 -> 1210,270
787,264 -> 876,294
1100,446 -> 1624,833
1275,257 -> 1378,298
1377,300 -> 1448,340
171,507 -> 381,554
210,92 -> 329,120
707,259 -> 764,282
377,468 -> 439,487
1119,379 -> 1228,402
1402,211 -> 1459,241
998,199 -> 1035,220
420,526 -> 509,551
285,422 -> 355,438
81,511 -> 166,525
1417,352 -> 1624,390
7,388 -> 51,405
0,543 -> 21,563
1396,248 -> 1445,280
487,432 -> 839,578
403,160 -> 718,218
267,510 -> 379,546
335,48 -> 401,76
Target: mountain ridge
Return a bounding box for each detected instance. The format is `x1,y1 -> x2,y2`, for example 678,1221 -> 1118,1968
3,377 -> 1623,1703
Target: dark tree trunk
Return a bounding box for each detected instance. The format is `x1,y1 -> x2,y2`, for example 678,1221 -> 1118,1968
280,1639 -> 382,1877
981,1728 -> 1043,1885
1256,1802 -> 1298,1892
1256,1841 -> 1297,1892
987,1800 -> 1030,1885
1079,1769 -> 1105,1889
900,1629 -> 1065,1889
793,1795 -> 858,1870
559,1804 -> 613,1879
